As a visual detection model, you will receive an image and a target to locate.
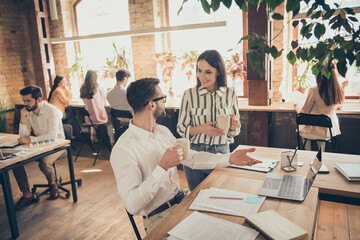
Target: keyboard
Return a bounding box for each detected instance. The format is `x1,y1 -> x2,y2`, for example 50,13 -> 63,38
278,175 -> 303,198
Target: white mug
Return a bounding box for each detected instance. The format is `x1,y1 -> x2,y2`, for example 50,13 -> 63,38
173,138 -> 190,160
217,115 -> 230,132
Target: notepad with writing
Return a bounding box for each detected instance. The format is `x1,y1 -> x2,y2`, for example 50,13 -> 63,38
230,157 -> 279,173
334,164 -> 360,181
245,209 -> 307,240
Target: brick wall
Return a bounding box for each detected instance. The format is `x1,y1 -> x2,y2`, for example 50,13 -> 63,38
129,0 -> 157,80
0,0 -> 36,132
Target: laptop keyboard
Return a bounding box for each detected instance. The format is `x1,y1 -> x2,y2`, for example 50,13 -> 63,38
278,175 -> 303,198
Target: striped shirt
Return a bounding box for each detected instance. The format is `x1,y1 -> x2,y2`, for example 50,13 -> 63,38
177,86 -> 240,145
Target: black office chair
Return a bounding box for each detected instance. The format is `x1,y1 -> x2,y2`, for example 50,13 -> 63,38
72,107 -> 111,166
126,210 -> 142,240
32,124 -> 82,201
110,109 -> 132,142
296,113 -> 336,152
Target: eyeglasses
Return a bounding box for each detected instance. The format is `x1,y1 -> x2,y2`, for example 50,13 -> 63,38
143,95 -> 167,106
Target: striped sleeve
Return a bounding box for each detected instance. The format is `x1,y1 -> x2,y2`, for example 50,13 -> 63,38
227,87 -> 241,137
177,89 -> 192,139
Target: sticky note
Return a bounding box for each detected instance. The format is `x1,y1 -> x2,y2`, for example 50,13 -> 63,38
245,196 -> 263,204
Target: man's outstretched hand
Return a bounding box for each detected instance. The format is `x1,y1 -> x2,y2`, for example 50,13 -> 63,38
229,148 -> 262,166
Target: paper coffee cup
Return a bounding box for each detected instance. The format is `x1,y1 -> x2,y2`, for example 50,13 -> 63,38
173,138 -> 190,160
217,115 -> 230,132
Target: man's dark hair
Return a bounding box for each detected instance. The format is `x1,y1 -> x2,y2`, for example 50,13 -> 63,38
126,78 -> 159,113
20,86 -> 43,100
116,69 -> 131,82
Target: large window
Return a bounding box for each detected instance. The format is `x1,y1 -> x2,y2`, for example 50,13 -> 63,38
159,1 -> 245,97
73,0 -> 133,94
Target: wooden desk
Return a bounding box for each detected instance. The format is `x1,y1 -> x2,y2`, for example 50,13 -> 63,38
144,146 -> 360,240
0,134 -> 78,239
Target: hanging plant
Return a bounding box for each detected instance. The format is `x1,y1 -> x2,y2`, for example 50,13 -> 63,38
225,52 -> 247,81
154,50 -> 179,88
102,42 -> 129,79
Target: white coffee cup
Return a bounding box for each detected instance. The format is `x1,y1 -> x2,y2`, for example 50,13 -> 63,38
217,115 -> 230,132
173,138 -> 190,160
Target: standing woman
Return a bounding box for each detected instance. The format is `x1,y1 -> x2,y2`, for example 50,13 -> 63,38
300,69 -> 345,151
177,50 -> 240,191
48,75 -> 72,119
80,70 -> 115,146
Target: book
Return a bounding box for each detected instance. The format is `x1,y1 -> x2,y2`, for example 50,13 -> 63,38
168,211 -> 258,240
334,164 -> 360,181
230,157 -> 279,173
245,209 -> 308,240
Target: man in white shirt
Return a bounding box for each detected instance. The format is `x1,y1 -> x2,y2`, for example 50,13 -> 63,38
13,86 -> 65,210
110,78 -> 261,233
106,69 -> 133,115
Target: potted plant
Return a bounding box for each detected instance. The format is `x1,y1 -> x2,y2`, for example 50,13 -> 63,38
225,52 -> 247,81
154,50 -> 179,98
102,42 -> 129,79
180,50 -> 199,81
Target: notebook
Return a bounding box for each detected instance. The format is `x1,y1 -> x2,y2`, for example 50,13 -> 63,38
258,147 -> 322,202
0,141 -> 21,148
334,164 -> 360,181
0,149 -> 21,160
245,209 -> 307,240
230,157 -> 279,173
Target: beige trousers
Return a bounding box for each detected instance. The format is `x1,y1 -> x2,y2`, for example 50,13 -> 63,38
13,150 -> 66,192
143,204 -> 177,234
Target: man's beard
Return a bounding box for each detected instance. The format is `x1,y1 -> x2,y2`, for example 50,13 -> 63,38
153,106 -> 166,120
25,102 -> 38,112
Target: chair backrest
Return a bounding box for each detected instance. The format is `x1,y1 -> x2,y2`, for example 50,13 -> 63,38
63,124 -> 73,140
126,210 -> 142,240
111,109 -> 133,141
296,113 -> 332,128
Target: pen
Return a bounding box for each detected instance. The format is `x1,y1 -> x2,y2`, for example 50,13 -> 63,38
209,196 -> 244,200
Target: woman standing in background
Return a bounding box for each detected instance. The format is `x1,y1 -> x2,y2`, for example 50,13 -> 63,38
80,70 -> 114,146
177,50 -> 241,191
300,69 -> 345,151
48,75 -> 71,119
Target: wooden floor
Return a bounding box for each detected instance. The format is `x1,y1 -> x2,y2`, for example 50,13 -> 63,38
0,143 -> 188,240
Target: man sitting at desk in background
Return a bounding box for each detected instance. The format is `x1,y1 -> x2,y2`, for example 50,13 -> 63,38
13,86 -> 65,210
106,69 -> 134,122
110,78 -> 261,233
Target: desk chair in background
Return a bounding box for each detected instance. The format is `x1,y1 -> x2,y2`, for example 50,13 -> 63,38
296,113 -> 336,152
32,124 -> 82,201
72,107 -> 111,166
126,210 -> 142,240
110,109 -> 132,142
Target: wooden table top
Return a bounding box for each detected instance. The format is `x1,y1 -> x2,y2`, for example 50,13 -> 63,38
144,145 -> 360,239
0,133 -> 70,169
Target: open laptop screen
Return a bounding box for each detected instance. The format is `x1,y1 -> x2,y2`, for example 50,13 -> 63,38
306,146 -> 323,182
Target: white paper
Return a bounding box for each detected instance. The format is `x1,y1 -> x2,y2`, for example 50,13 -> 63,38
0,136 -> 7,140
168,211 -> 258,240
189,188 -> 265,217
230,157 -> 279,173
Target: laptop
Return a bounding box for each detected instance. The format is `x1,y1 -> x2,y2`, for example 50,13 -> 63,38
258,147 -> 323,202
0,148 -> 21,160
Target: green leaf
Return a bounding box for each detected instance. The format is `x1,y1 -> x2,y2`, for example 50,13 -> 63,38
235,0 -> 247,11
346,50 -> 355,65
286,0 -> 300,13
334,3 -> 339,8
311,11 -> 322,19
323,9 -> 335,20
248,51 -> 265,77
201,0 -> 211,14
238,35 -> 250,44
344,7 -> 355,15
343,21 -> 352,33
291,40 -> 298,49
272,13 -> 284,20
211,0 -> 220,11
263,44 -> 271,54
177,0 -> 188,15
287,51 -> 296,65
222,0 -> 232,8
292,20 -> 299,28
270,46 -> 283,58
336,60 -> 347,77
334,48 -> 346,60
306,3 -> 318,17
348,16 -> 359,22
293,6 -> 300,17
266,0 -> 283,10
323,71 -> 331,79
314,23 -> 326,39
249,38 -> 266,49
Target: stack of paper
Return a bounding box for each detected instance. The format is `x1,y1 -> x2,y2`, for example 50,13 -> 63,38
230,157 -> 279,173
168,211 -> 258,240
189,188 -> 265,217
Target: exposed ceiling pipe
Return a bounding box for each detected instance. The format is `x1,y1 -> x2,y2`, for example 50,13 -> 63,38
49,0 -> 58,20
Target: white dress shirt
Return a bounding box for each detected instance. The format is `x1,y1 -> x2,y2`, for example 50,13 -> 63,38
106,85 -> 133,113
19,102 -> 65,142
110,121 -> 230,216
177,86 -> 241,145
